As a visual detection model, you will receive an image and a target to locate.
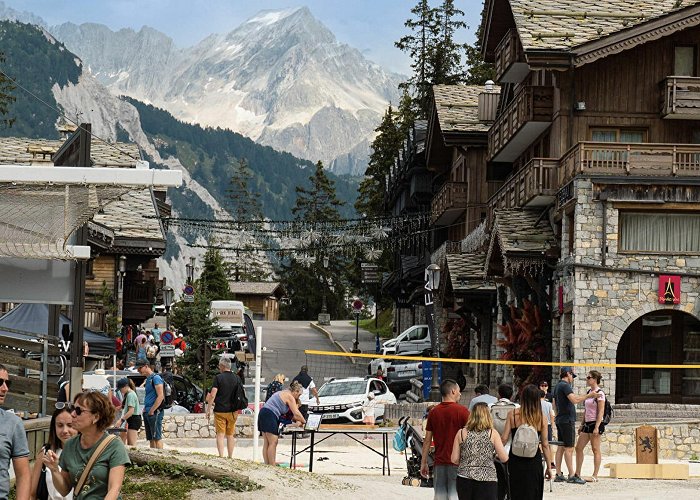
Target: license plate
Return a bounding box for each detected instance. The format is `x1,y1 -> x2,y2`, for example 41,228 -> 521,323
322,413 -> 339,420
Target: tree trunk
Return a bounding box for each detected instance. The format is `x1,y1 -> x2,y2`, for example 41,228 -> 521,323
127,450 -> 252,486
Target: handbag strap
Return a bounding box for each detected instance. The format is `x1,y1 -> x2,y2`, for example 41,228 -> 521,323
74,434 -> 116,495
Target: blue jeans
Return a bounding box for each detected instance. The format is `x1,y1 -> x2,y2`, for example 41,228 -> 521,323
433,464 -> 458,500
144,410 -> 164,441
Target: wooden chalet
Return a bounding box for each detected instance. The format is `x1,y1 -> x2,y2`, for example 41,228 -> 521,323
229,281 -> 284,320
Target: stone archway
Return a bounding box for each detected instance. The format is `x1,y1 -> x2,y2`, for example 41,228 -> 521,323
615,309 -> 700,404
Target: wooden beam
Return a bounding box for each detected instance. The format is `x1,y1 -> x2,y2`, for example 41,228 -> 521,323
3,393 -> 56,414
0,352 -> 61,372
0,336 -> 60,355
8,374 -> 59,395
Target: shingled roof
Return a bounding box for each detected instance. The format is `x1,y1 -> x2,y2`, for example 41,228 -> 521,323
433,85 -> 497,134
0,137 -> 140,167
486,209 -> 558,275
92,189 -> 164,246
229,282 -> 282,296
445,253 -> 495,292
510,0 -> 700,51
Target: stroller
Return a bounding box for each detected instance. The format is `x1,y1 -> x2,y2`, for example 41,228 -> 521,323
397,417 -> 433,487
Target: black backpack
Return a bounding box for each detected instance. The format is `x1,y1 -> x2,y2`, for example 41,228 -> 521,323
231,373 -> 248,411
591,389 -> 613,425
152,374 -> 174,410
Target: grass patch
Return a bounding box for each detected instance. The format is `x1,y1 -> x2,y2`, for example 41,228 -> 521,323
357,308 -> 393,339
121,460 -> 260,499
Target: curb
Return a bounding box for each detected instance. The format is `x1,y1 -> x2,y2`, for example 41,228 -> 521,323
308,322 -> 358,365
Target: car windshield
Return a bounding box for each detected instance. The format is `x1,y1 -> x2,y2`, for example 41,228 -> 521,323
318,380 -> 366,397
213,327 -> 243,337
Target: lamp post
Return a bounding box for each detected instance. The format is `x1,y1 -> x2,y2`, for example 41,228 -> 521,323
318,255 -> 330,325
116,255 -> 127,329
425,263 -> 442,402
186,256 -> 195,284
163,286 -> 174,330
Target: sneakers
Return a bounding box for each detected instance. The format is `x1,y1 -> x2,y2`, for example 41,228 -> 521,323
554,473 -> 567,483
568,475 -> 587,485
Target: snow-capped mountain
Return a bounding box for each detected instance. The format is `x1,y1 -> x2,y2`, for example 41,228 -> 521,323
51,7 -> 403,175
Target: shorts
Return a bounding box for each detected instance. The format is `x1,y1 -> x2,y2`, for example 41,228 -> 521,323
215,412 -> 238,436
433,464 -> 458,500
126,414 -> 142,432
581,421 -> 606,434
556,421 -> 576,447
258,407 -> 281,435
143,410 -> 164,441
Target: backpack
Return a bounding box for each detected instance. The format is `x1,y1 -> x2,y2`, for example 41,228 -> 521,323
230,373 -> 248,411
392,425 -> 407,452
593,389 -> 613,425
152,374 -> 174,410
490,400 -> 518,435
511,421 -> 540,458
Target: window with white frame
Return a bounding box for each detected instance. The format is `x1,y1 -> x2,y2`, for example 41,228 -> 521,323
619,212 -> 700,253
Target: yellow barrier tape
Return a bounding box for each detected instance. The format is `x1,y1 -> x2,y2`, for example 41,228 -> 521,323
304,349 -> 696,370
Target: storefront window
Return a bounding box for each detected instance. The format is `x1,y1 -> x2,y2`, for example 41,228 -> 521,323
683,315 -> 700,397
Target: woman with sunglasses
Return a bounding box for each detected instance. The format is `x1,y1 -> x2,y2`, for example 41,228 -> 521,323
30,405 -> 78,499
42,391 -> 130,500
573,370 -> 606,482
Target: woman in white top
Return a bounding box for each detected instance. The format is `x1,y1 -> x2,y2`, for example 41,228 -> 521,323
30,405 -> 77,500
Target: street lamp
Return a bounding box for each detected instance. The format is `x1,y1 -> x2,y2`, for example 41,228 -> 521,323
425,263 -> 442,402
318,255 -> 330,325
186,256 -> 195,284
163,286 -> 174,330
116,255 -> 127,328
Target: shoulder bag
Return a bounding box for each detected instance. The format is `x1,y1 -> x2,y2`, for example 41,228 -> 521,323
74,434 -> 117,496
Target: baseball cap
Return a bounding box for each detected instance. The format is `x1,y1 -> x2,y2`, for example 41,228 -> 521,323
134,359 -> 149,368
116,377 -> 129,390
560,366 -> 577,378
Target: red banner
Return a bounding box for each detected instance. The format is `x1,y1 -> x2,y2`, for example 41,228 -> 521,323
658,275 -> 681,305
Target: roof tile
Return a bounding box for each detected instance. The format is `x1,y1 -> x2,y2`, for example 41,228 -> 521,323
433,84 -> 499,133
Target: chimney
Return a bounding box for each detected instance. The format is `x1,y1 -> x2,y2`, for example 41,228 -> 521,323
478,80 -> 500,122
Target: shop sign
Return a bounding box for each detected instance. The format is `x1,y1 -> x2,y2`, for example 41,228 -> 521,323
658,275 -> 681,305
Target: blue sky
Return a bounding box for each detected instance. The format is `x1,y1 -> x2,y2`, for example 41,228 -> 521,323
3,0 -> 482,75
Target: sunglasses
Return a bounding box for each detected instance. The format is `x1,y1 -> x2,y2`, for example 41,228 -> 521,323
539,384 -> 548,387
586,376 -> 594,380
0,378 -> 11,389
70,405 -> 92,416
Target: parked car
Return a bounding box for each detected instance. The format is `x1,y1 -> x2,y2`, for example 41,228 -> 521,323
309,377 -> 397,424
379,324 -> 430,355
394,324 -> 431,354
83,370 -> 205,413
368,352 -> 425,397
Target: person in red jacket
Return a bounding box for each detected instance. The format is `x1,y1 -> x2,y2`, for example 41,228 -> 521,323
421,379 -> 469,500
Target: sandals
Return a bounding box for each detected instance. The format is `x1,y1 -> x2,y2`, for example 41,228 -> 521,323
590,477 -> 599,482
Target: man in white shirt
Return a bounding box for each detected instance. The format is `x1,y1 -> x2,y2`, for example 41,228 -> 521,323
292,365 -> 320,421
468,384 -> 498,410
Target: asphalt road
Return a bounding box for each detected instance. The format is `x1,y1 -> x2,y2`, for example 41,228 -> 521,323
251,320 -> 364,389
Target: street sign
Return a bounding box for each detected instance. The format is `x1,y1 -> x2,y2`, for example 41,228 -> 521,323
160,330 -> 175,345
361,263 -> 381,284
159,344 -> 176,357
352,299 -> 363,312
183,284 -> 195,303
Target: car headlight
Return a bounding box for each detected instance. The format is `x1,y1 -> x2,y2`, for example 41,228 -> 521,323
350,408 -> 363,419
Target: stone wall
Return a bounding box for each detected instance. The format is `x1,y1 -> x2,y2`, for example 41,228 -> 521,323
137,414 -> 254,440
601,421 -> 700,460
555,178 -> 700,402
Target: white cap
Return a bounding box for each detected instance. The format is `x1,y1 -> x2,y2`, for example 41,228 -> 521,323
178,333 -> 183,338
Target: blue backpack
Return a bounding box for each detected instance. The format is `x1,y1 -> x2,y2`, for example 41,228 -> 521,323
393,417 -> 409,452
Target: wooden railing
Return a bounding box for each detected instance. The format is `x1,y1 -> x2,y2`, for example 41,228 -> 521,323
431,240 -> 463,266
488,86 -> 554,160
559,142 -> 700,184
488,158 -> 558,210
431,182 -> 468,224
494,29 -> 521,82
662,76 -> 700,119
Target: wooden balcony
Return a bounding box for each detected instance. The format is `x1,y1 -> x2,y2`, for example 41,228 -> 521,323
559,142 -> 700,184
494,29 -> 528,83
123,279 -> 156,323
661,76 -> 700,119
488,158 -> 558,211
488,86 -> 554,162
431,182 -> 468,225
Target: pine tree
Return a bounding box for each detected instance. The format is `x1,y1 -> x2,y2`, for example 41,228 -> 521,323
464,22 -> 495,85
395,0 -> 440,118
431,0 -> 468,85
292,161 -> 343,223
224,158 -> 271,282
198,246 -> 233,300
0,52 -> 16,129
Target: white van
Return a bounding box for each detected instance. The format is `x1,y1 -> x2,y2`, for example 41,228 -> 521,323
394,324 -> 431,355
